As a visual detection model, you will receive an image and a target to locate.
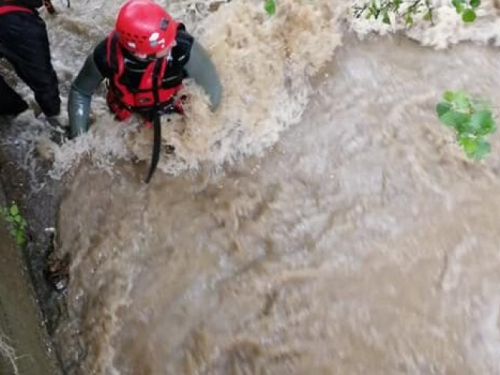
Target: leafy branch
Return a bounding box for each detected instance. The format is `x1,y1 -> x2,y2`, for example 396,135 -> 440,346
436,91 -> 497,160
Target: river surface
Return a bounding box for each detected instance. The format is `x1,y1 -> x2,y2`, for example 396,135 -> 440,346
3,0 -> 500,374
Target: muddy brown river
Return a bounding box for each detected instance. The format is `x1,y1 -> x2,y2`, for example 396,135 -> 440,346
3,0 -> 500,374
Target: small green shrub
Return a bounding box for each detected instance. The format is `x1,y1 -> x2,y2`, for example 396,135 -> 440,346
1,203 -> 28,246
436,91 -> 497,160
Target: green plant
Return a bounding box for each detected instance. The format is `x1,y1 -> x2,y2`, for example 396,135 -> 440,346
1,203 -> 28,246
452,0 -> 481,22
436,91 -> 497,160
353,0 -> 480,26
264,0 -> 276,15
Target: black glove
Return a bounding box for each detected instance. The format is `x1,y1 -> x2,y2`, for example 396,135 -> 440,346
46,116 -> 70,145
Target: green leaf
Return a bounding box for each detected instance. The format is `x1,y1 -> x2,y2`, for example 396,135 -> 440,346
452,0 -> 465,12
473,138 -> 491,159
451,91 -> 471,112
15,232 -> 25,246
459,135 -> 477,154
14,215 -> 22,224
462,9 -> 476,22
438,110 -> 470,130
5,216 -> 14,223
264,0 -> 276,16
436,102 -> 452,117
405,14 -> 413,25
9,205 -> 19,217
423,11 -> 432,21
470,110 -> 495,135
470,0 -> 480,8
459,135 -> 490,159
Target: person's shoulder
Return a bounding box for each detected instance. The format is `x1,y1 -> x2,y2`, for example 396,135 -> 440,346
175,25 -> 194,50
92,37 -> 113,77
172,25 -> 194,64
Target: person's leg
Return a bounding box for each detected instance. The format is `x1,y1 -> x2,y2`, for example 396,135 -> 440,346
0,13 -> 60,117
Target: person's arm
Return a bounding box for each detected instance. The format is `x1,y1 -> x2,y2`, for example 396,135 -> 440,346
68,54 -> 105,138
184,40 -> 222,110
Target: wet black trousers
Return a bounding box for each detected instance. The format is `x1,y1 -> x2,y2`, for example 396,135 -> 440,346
0,11 -> 60,117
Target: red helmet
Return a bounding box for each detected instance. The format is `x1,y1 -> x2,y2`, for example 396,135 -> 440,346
115,0 -> 178,55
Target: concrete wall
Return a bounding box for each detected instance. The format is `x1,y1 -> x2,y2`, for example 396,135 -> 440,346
0,184 -> 60,375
